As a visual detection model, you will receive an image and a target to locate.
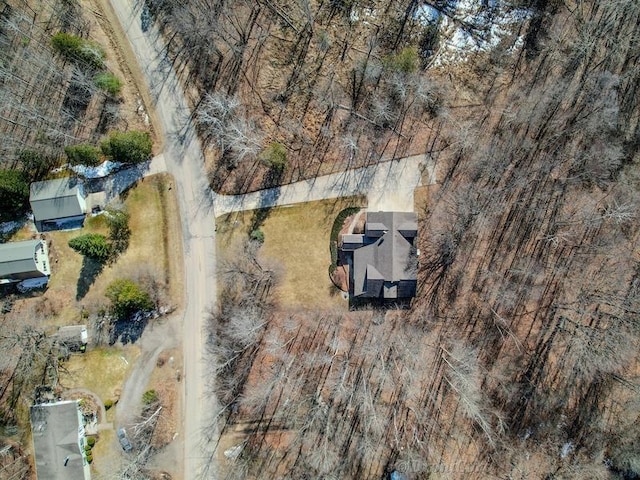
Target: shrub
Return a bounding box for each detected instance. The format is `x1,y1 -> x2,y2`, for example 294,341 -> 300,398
105,208 -> 131,255
142,389 -> 159,405
86,454 -> 93,463
87,436 -> 96,447
0,169 -> 30,222
65,144 -> 102,166
104,399 -> 113,410
84,444 -> 92,452
94,72 -> 123,96
68,234 -> 112,262
51,32 -> 105,69
250,228 -> 265,244
101,131 -> 152,164
105,279 -> 153,319
260,142 -> 287,172
384,46 -> 419,74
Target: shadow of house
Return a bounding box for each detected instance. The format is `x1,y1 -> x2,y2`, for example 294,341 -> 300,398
30,177 -> 87,232
30,400 -> 91,480
342,211 -> 418,309
0,239 -> 51,288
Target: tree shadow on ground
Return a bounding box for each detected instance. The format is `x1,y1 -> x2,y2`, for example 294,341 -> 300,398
76,257 -> 105,300
249,167 -> 284,235
109,317 -> 148,345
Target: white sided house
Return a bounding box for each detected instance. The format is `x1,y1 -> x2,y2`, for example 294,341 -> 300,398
30,400 -> 91,480
30,177 -> 87,231
0,239 -> 50,286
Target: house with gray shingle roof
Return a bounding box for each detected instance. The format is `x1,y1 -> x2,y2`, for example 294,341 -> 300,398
30,177 -> 87,231
0,239 -> 50,284
341,211 -> 418,300
30,400 -> 91,480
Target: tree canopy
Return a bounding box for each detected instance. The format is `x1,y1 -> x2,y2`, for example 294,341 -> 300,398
51,32 -> 105,70
94,72 -> 123,96
68,234 -> 112,261
0,169 -> 30,222
101,131 -> 153,164
105,279 -> 153,319
65,144 -> 102,166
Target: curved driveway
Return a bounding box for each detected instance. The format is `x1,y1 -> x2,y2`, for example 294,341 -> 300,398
103,2 -> 436,479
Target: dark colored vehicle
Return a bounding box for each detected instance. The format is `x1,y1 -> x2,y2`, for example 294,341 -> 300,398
117,427 -> 133,452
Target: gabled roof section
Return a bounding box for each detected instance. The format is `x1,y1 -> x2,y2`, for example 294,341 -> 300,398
30,177 -> 85,222
349,212 -> 418,299
0,239 -> 50,280
30,400 -> 90,480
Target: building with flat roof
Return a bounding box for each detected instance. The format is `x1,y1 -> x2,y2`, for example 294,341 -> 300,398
56,325 -> 89,352
30,400 -> 91,480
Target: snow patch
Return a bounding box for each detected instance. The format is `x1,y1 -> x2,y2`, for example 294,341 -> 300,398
17,277 -> 48,292
415,4 -> 441,24
425,0 -> 530,66
560,442 -> 574,458
70,160 -> 125,179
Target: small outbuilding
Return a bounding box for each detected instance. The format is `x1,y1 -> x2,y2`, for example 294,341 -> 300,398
0,239 -> 50,285
30,177 -> 87,231
56,325 -> 89,353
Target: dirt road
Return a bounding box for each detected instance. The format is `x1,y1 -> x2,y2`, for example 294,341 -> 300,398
102,1 -> 217,478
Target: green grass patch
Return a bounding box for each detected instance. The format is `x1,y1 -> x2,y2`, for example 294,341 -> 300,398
216,196 -> 365,309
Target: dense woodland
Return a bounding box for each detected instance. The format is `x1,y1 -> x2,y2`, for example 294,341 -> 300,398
189,0 -> 640,479
0,0 -> 639,479
0,0 -> 130,172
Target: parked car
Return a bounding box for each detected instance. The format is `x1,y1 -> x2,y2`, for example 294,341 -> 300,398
117,427 -> 133,452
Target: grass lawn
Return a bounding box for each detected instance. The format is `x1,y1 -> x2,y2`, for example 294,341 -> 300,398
59,346 -> 140,405
216,196 -> 365,310
90,428 -> 123,478
9,173 -> 182,325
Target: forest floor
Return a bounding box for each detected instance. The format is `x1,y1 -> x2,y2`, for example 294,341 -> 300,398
85,0 -> 157,148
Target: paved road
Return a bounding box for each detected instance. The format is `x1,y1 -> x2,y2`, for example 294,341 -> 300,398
103,1 -> 216,478
213,154 -> 435,216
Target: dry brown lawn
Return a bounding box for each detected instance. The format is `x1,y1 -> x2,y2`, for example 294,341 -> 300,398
9,173 -> 182,326
90,428 -> 123,478
145,348 -> 181,449
59,346 -> 140,406
216,197 -> 365,310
